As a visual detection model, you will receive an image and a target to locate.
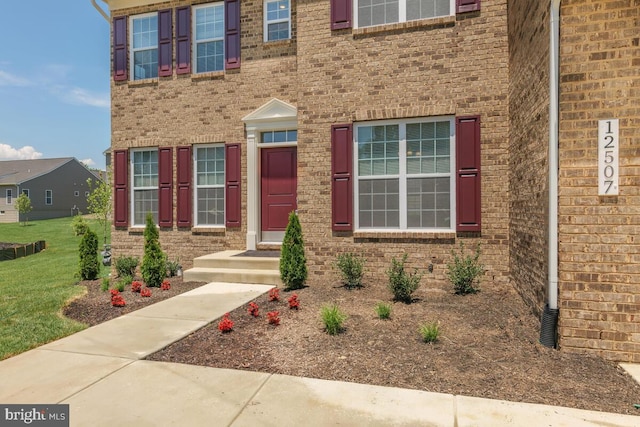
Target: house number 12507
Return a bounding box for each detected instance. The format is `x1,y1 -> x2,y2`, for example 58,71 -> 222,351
598,119 -> 619,196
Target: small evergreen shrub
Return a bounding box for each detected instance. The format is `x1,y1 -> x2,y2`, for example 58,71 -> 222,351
100,278 -> 110,292
71,214 -> 89,236
115,275 -> 131,292
115,256 -> 139,278
320,304 -> 347,335
166,259 -> 181,277
375,302 -> 392,320
419,321 -> 440,343
335,253 -> 365,289
141,214 -> 166,287
279,212 -> 307,290
79,229 -> 100,280
446,243 -> 484,295
387,254 -> 422,304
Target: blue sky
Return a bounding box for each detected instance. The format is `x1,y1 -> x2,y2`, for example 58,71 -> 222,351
0,1 -> 111,169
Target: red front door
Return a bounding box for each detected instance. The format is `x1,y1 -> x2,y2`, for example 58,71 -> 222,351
261,147 -> 297,238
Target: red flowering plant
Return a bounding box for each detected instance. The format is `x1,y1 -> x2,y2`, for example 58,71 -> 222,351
110,290 -> 126,307
247,302 -> 259,317
268,288 -> 280,302
131,281 -> 143,293
109,289 -> 120,297
288,294 -> 300,310
266,311 -> 280,326
161,280 -> 171,291
140,287 -> 152,297
218,313 -> 234,333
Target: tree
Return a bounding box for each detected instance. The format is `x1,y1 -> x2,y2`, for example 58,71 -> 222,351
15,193 -> 32,226
141,213 -> 166,287
79,229 -> 100,280
279,211 -> 307,290
87,174 -> 112,246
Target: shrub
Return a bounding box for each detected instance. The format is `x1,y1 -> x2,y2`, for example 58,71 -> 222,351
268,288 -> 280,302
335,253 -> 365,289
375,302 -> 392,320
115,275 -> 131,292
71,214 -> 89,236
100,278 -> 110,292
386,254 -> 422,303
267,311 -> 280,326
279,212 -> 307,290
419,321 -> 440,343
131,281 -> 143,293
141,214 -> 166,288
446,243 -> 484,295
218,313 -> 234,333
79,229 -> 100,280
248,302 -> 259,317
115,256 -> 139,278
140,287 -> 152,297
321,304 -> 347,335
288,294 -> 300,310
110,290 -> 126,307
161,280 -> 171,291
166,259 -> 181,277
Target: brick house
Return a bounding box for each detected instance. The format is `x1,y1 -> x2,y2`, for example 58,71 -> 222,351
95,0 -> 639,361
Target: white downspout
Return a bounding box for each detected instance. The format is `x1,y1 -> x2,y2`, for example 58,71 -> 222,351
548,0 -> 561,311
91,0 -> 110,22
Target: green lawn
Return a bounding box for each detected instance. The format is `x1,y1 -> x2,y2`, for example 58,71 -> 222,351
0,216 -> 110,360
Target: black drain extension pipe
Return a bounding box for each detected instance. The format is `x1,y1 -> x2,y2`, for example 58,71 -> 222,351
540,304 -> 559,348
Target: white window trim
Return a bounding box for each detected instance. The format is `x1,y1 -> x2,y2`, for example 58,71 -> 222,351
353,116 -> 456,232
353,0 -> 455,29
130,148 -> 158,227
193,143 -> 226,228
45,190 -> 53,205
193,2 -> 225,74
264,0 -> 291,42
6,189 -> 12,205
74,191 -> 80,197
129,12 -> 158,81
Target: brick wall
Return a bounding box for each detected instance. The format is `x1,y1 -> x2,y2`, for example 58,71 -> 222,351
109,1 -> 511,293
507,0 -> 550,316
557,0 -> 640,361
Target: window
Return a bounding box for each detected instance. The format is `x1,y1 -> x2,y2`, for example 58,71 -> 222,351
74,191 -> 80,197
194,3 -> 225,73
194,145 -> 225,226
130,13 -> 158,80
131,149 -> 159,225
261,130 -> 297,143
355,118 -> 454,230
22,189 -> 29,197
45,190 -> 53,205
85,191 -> 90,197
356,0 -> 453,27
264,0 -> 291,41
6,189 -> 12,204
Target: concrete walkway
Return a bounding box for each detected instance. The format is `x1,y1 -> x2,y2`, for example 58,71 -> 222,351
0,282 -> 639,426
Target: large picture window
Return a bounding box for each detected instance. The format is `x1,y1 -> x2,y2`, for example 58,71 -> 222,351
195,145 -> 225,226
356,0 -> 453,28
194,3 -> 225,73
355,118 -> 454,230
130,13 -> 158,80
132,149 -> 158,225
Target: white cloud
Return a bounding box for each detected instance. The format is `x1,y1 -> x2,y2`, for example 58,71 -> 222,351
65,88 -> 109,108
80,158 -> 96,167
0,70 -> 31,87
0,144 -> 43,160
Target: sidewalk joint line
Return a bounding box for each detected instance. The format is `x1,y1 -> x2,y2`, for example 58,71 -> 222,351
227,373 -> 273,426
55,360 -> 136,404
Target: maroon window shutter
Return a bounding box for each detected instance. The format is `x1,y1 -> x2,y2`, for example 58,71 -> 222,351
176,146 -> 192,227
225,0 -> 241,70
331,124 -> 353,231
158,9 -> 173,77
113,150 -> 129,227
456,116 -> 481,232
331,0 -> 352,30
456,0 -> 481,14
113,16 -> 128,81
158,147 -> 173,227
176,6 -> 191,75
225,143 -> 241,227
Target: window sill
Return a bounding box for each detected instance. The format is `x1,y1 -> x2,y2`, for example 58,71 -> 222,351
191,71 -> 225,81
353,230 -> 456,242
263,38 -> 294,48
127,78 -> 159,87
191,226 -> 226,235
353,15 -> 456,38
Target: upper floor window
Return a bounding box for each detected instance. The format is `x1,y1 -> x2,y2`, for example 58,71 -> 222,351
356,0 -> 453,28
355,117 -> 454,230
21,189 -> 29,197
264,0 -> 291,41
131,149 -> 159,225
130,13 -> 158,80
45,190 -> 53,205
194,3 -> 225,73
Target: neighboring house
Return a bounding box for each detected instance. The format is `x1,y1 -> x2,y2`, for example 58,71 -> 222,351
0,158 -> 99,223
96,0 -> 639,361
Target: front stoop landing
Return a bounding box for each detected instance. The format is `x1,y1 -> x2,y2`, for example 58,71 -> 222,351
183,250 -> 282,286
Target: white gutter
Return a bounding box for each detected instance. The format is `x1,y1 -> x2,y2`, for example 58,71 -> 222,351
91,0 -> 110,22
548,0 -> 561,310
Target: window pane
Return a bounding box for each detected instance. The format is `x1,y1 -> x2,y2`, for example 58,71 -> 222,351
406,0 -> 450,21
358,178 -> 399,228
133,189 -> 158,225
268,22 -> 290,41
132,15 -> 157,49
359,0 -> 399,27
406,121 -> 450,175
407,177 -> 450,228
197,188 -> 224,225
196,40 -> 224,72
134,49 -> 158,79
357,125 -> 399,177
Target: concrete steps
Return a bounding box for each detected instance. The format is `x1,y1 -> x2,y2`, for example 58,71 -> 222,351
183,250 -> 282,286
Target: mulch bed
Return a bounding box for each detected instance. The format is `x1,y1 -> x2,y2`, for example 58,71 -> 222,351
65,278 -> 640,415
